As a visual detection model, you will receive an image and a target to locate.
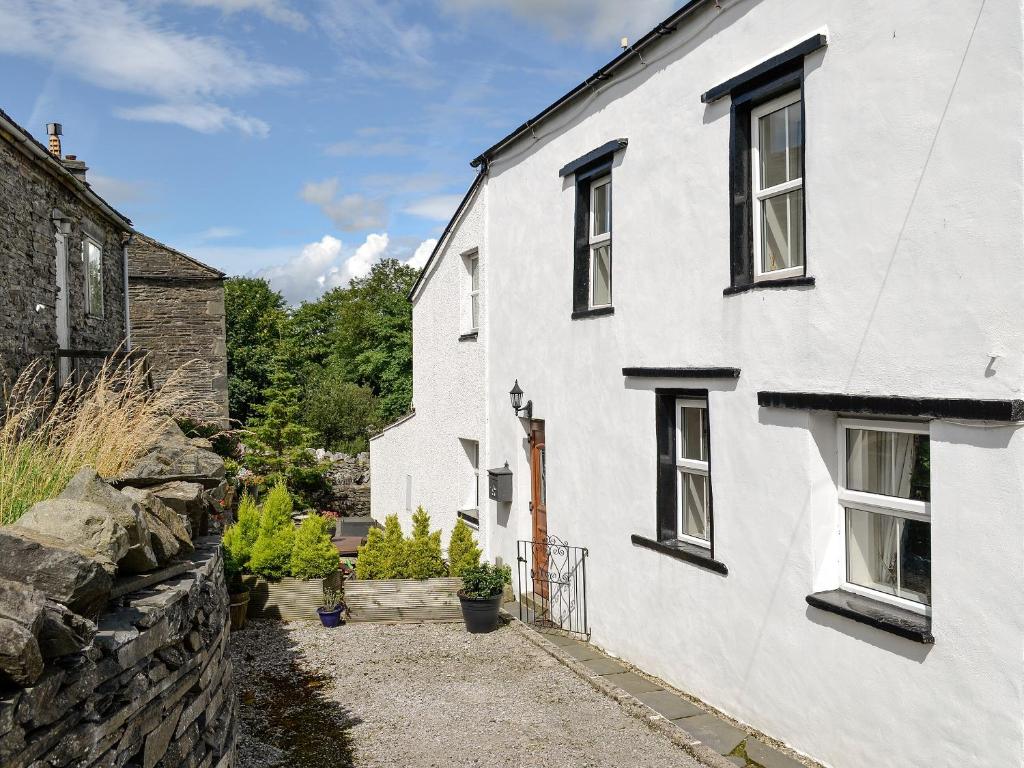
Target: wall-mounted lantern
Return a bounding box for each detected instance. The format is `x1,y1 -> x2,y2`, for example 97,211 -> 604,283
509,379 -> 532,419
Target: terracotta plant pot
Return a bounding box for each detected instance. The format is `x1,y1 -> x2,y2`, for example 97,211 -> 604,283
228,589 -> 250,631
457,590 -> 503,633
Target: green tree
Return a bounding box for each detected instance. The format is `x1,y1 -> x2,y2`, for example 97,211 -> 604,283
222,493 -> 260,578
447,519 -> 481,578
248,483 -> 297,579
333,259 -> 418,424
380,513 -> 408,579
281,290 -> 347,375
355,526 -> 386,580
290,514 -> 340,580
224,278 -> 286,424
405,506 -> 445,580
300,368 -> 376,453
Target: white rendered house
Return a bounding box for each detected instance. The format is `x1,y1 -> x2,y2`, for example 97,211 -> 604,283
370,2 -> 1024,766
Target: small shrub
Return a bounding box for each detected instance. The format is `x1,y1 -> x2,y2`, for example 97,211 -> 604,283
248,482 -> 296,579
355,526 -> 385,579
404,507 -> 446,580
321,583 -> 343,611
221,493 -> 259,587
460,563 -> 511,600
379,514 -> 408,579
447,519 -> 481,578
290,514 -> 340,580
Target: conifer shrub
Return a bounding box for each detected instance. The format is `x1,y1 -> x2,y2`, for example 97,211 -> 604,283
290,514 -> 340,580
248,482 -> 296,579
447,519 -> 481,578
404,506 -> 446,580
355,526 -> 386,580
221,493 -> 260,586
379,514 -> 408,579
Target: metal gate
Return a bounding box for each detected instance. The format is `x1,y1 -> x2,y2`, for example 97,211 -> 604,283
516,536 -> 589,639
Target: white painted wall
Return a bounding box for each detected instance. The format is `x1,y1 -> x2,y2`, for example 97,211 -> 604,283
370,184 -> 488,546
374,1 -> 1024,765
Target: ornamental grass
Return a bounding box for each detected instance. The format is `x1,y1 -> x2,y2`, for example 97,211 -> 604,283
0,350 -> 209,526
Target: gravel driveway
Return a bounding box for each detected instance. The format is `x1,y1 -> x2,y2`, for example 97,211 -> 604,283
231,620 -> 703,768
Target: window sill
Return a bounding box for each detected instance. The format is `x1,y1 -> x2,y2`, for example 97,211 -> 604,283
458,331 -> 478,342
630,534 -> 728,575
571,306 -> 614,320
806,589 -> 934,644
457,509 -> 479,528
723,275 -> 815,296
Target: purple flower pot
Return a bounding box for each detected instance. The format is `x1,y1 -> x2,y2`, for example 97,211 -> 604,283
317,605 -> 344,627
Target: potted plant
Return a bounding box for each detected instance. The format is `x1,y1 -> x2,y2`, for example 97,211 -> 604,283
457,562 -> 511,633
317,584 -> 344,627
221,493 -> 259,631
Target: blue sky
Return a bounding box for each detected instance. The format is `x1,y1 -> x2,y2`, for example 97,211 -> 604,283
0,0 -> 679,303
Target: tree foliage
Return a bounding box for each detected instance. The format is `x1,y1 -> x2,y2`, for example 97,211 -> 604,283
447,519 -> 481,578
290,514 -> 340,580
248,482 -> 296,579
224,277 -> 285,424
405,506 -> 446,580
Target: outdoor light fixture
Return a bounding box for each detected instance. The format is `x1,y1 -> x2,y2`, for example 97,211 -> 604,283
509,379 -> 532,419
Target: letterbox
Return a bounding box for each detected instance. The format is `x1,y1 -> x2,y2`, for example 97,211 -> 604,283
487,463 -> 513,502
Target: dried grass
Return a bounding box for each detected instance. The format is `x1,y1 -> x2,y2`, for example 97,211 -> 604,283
0,349 -> 211,525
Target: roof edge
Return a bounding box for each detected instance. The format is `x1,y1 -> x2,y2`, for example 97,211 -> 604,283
134,232 -> 227,278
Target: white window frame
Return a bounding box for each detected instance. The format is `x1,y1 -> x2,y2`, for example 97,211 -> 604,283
458,439 -> 480,529
82,236 -> 104,317
468,253 -> 480,332
676,397 -> 710,549
751,90 -> 804,282
588,175 -> 612,308
836,417 -> 931,615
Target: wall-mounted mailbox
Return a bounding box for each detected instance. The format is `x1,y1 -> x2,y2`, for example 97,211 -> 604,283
488,463 -> 513,502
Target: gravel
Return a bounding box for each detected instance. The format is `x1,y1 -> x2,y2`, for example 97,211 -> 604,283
231,619 -> 703,768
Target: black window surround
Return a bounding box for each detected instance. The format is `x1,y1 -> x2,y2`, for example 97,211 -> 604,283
806,589 -> 934,644
654,387 -> 721,565
719,35 -> 827,293
631,534 -> 728,575
568,140 -> 627,317
758,391 -> 1024,422
623,367 -> 740,379
458,331 -> 478,342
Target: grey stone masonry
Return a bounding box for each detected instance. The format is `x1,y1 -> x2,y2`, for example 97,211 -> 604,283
0,108 -> 132,388
128,234 -> 229,426
0,539 -> 236,768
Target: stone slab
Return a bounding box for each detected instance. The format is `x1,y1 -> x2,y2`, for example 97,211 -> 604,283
637,689 -> 704,720
601,671 -> 664,696
746,738 -> 808,768
581,656 -> 627,676
560,642 -> 602,662
672,713 -> 746,755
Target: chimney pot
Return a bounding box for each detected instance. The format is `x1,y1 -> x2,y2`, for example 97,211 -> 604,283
46,122 -> 62,158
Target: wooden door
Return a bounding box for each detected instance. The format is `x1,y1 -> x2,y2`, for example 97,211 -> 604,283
530,420 -> 548,597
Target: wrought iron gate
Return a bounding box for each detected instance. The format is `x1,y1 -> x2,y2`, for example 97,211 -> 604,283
516,536 -> 589,639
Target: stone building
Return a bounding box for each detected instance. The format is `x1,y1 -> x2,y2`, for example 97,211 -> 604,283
128,234 -> 229,425
0,109 -> 132,388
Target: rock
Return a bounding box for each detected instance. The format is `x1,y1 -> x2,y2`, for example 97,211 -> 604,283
144,513 -> 179,565
147,482 -> 206,537
0,580 -> 46,687
120,488 -> 192,555
0,529 -> 112,617
59,469 -> 158,574
38,602 -> 96,660
14,499 -> 130,565
122,421 -> 225,483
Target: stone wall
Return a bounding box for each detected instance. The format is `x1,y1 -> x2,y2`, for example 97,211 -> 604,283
128,235 -> 229,426
0,114 -> 130,388
315,450 -> 370,517
0,540 -> 235,768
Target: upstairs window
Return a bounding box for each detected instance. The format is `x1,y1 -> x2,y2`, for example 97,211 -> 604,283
589,176 -> 612,308
752,92 -> 803,280
839,419 -> 931,611
82,237 -> 103,317
469,253 -> 480,331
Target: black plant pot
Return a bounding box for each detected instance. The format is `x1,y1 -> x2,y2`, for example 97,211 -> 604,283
458,591 -> 503,634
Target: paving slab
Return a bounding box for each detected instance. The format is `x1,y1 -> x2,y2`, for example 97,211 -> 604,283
601,672 -> 664,696
636,689 -> 704,720
582,656 -> 628,675
561,641 -> 603,661
672,713 -> 746,756
746,738 -> 807,768
538,632 -> 580,647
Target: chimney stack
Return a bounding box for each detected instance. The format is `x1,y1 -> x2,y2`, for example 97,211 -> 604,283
46,123 -> 62,157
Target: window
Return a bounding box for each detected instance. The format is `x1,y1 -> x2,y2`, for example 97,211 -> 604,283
469,254 -> 480,331
751,91 -> 803,280
656,391 -> 715,552
458,439 -> 480,527
83,237 -> 103,317
838,419 -> 931,612
589,176 -> 612,307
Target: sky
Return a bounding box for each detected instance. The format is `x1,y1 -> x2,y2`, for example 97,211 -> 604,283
0,0 -> 681,304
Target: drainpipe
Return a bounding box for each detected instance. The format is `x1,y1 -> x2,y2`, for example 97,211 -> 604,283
122,232 -> 134,351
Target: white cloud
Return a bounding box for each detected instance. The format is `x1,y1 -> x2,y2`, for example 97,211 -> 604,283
403,194 -> 462,222
249,233 -> 393,303
115,102 -> 270,137
0,0 -> 301,134
300,177 -> 388,231
172,0 -> 308,30
406,238 -> 437,269
439,0 -> 677,44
